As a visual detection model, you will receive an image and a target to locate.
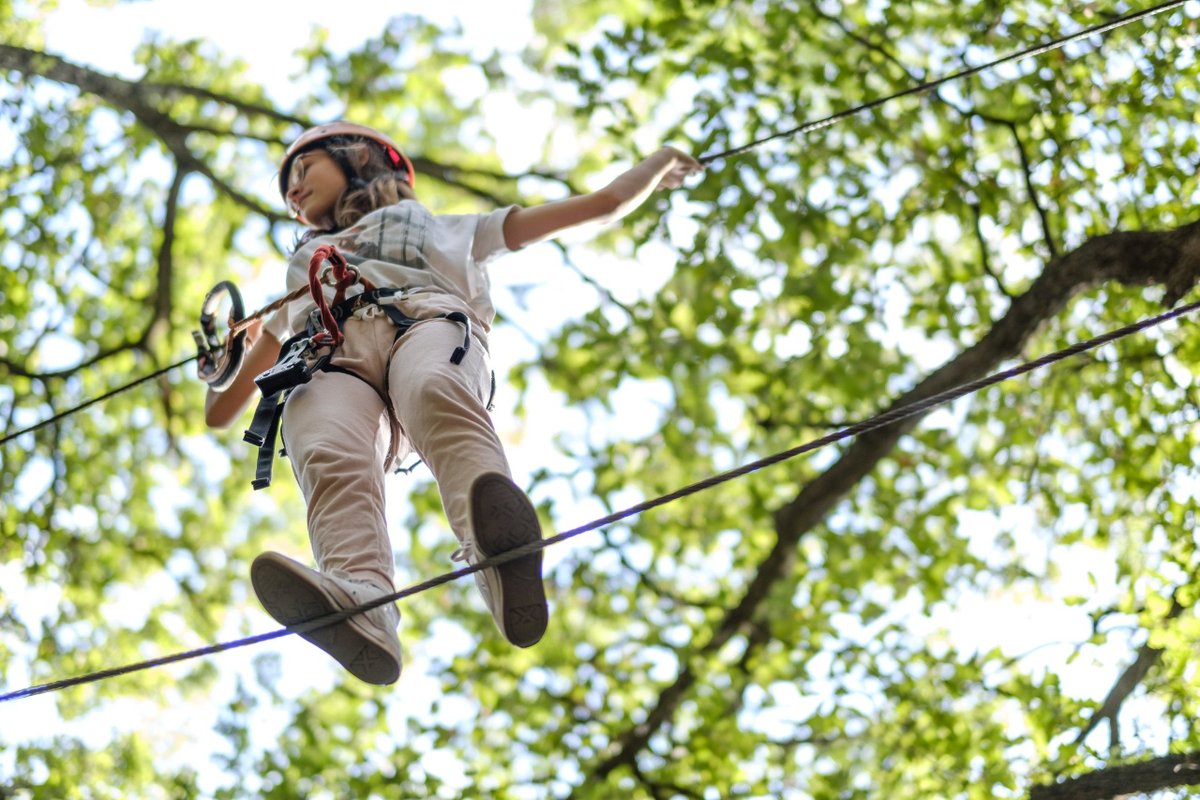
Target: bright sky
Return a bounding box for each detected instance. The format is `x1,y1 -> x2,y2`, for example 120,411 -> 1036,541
7,1 -> 1178,794
41,0 -> 535,78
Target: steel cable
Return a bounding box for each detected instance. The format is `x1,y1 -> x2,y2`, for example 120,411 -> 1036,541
3,296 -> 1196,704
697,0 -> 1188,165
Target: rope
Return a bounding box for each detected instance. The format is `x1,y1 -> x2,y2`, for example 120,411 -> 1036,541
3,296 -> 1196,705
306,244 -> 373,347
0,355 -> 198,448
229,284 -> 308,337
697,0 -> 1188,165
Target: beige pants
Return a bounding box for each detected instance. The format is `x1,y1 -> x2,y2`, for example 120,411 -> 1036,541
280,293 -> 508,591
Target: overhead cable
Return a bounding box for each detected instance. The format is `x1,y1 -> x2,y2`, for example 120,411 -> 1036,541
698,0 -> 1188,164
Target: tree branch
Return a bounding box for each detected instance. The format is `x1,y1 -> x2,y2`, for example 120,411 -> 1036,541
549,240 -> 636,319
419,159 -> 585,196
808,2 -> 913,78
0,340 -> 147,382
583,220 -> 1200,784
149,165 -> 185,347
971,201 -> 1016,299
986,113 -> 1060,260
137,80 -> 308,127
630,761 -> 704,800
0,44 -> 288,221
153,165 -> 186,448
1030,750 -> 1200,800
168,120 -> 286,145
600,528 -> 722,610
1073,591 -> 1188,746
408,155 -> 527,207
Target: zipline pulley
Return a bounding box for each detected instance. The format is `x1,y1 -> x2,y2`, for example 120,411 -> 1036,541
193,280 -> 247,392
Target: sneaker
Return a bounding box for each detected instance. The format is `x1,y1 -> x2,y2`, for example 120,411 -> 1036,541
250,551 -> 403,685
451,472 -> 548,648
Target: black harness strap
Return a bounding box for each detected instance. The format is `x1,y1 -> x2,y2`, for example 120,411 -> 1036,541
359,288 -> 472,363
243,330 -> 319,489
242,289 -> 481,490
245,389 -> 285,490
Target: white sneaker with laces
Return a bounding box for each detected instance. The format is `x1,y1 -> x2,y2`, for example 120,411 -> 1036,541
452,472 -> 548,647
250,551 -> 403,685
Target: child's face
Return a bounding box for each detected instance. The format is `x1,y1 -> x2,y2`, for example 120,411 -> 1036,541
286,149 -> 348,228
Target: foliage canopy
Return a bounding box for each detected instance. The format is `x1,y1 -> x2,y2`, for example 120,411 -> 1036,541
2,1 -> 1199,798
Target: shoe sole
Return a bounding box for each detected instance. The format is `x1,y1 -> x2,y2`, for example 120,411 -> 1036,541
470,473 -> 548,648
250,553 -> 401,685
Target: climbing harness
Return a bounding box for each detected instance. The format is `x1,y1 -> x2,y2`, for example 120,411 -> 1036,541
234,244 -> 479,490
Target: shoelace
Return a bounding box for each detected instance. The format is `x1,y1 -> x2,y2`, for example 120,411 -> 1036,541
449,544 -> 493,608
450,543 -> 478,564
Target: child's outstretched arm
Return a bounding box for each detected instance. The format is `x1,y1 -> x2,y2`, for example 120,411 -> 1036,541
502,146 -> 702,251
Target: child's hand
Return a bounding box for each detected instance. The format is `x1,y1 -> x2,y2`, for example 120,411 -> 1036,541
654,147 -> 704,190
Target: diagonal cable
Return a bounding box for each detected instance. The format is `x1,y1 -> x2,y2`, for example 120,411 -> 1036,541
698,0 -> 1188,165
0,4 -> 1185,444
0,355 -> 199,447
2,297 -> 1196,705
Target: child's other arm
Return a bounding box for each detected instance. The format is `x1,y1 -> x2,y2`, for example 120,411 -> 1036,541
502,146 -> 702,251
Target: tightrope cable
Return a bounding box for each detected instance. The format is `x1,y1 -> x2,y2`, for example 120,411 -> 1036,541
697,0 -> 1188,165
0,355 -> 199,448
3,297 -> 1196,704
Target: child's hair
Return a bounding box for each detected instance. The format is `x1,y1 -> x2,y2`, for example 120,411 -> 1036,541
297,137 -> 417,245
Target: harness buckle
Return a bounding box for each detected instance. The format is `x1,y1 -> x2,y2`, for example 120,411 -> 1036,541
372,288 -> 405,307
318,267 -> 335,286
253,337 -> 332,399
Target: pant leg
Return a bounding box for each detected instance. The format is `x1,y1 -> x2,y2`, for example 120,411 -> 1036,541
281,323 -> 394,590
386,318 -> 510,544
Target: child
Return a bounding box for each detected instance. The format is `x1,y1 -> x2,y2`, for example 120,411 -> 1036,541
204,121 -> 702,685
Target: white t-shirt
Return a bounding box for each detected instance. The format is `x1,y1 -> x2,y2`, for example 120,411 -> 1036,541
263,201 -> 517,342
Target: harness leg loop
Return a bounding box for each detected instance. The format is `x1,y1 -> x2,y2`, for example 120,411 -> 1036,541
443,311 -> 471,365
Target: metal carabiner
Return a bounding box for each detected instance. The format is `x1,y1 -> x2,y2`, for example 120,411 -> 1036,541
192,280 -> 247,392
